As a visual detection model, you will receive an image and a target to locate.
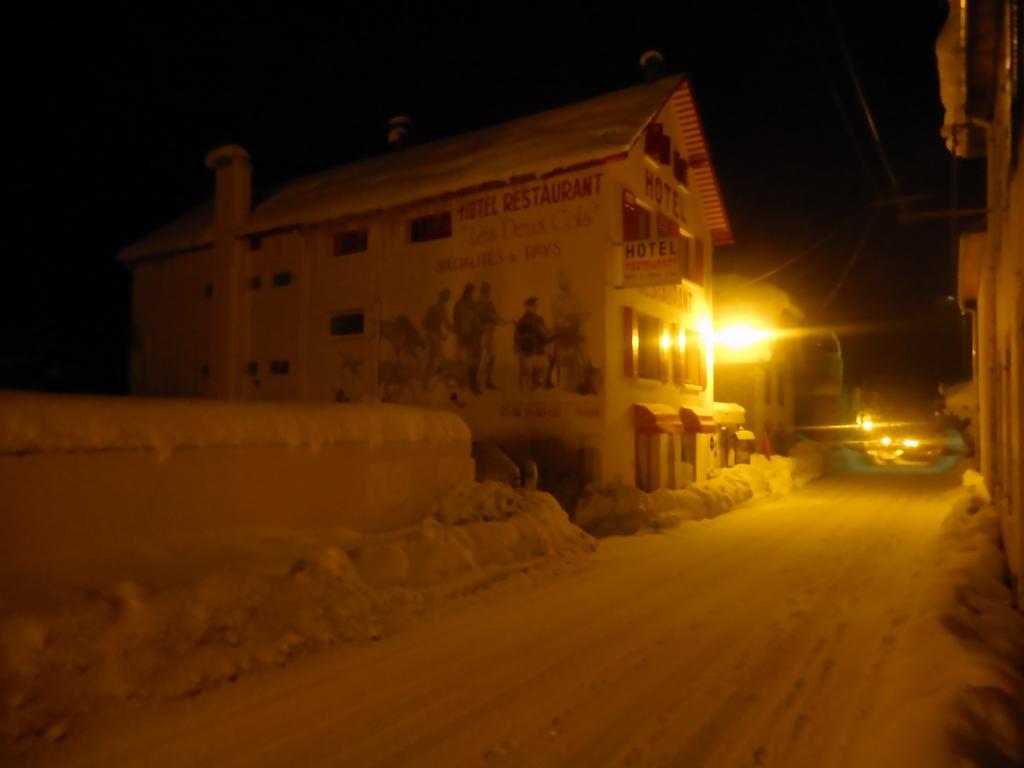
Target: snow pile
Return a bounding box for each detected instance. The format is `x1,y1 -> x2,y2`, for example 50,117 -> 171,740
788,439 -> 832,487
575,446 -> 829,538
0,392 -> 469,457
0,483 -> 593,747
858,473 -> 1024,766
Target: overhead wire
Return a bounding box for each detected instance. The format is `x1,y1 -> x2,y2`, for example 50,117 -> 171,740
828,2 -> 902,202
739,208 -> 865,288
817,206 -> 879,316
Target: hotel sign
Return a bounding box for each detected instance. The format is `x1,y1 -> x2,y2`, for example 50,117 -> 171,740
618,238 -> 688,287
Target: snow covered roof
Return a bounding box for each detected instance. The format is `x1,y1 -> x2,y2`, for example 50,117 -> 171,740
0,392 -> 470,456
119,202 -> 214,263
120,76 -> 732,262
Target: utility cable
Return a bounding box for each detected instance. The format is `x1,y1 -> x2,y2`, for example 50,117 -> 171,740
829,3 -> 902,200
817,207 -> 878,316
739,208 -> 865,288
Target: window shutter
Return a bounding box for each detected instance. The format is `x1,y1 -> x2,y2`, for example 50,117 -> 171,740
671,323 -> 684,384
622,191 -> 638,241
692,238 -> 705,286
698,339 -> 708,389
659,134 -> 671,165
659,320 -> 670,383
645,124 -> 662,158
623,307 -> 637,377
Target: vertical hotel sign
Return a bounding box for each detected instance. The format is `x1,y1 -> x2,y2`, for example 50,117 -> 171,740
619,238 -> 687,287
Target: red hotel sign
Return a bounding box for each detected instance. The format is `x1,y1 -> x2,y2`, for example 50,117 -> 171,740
619,238 -> 686,287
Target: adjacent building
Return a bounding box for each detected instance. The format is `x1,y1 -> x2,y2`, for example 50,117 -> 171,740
120,73 -> 733,503
935,0 -> 1023,599
711,276 -> 843,456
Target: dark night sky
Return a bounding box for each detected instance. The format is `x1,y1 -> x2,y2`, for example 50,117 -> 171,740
3,0 -> 978,398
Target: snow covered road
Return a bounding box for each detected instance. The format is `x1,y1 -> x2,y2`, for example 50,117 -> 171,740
28,464 -> 1005,767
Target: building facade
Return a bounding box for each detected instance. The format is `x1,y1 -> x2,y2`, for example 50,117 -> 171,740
936,0 -> 1023,599
121,76 -> 733,502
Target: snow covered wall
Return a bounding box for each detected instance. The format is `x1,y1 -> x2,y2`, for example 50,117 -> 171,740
0,393 -> 473,581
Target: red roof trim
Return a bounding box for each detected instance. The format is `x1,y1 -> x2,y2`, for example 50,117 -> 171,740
669,80 -> 733,246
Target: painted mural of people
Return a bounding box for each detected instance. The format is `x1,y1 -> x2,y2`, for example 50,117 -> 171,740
452,283 -> 482,394
476,281 -> 503,390
514,297 -> 551,391
421,288 -> 453,389
548,272 -> 588,391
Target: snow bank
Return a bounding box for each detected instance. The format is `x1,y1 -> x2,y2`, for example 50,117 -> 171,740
0,483 -> 593,748
576,443 -> 830,537
0,392 -> 469,457
0,394 -> 474,575
855,473 -> 1024,766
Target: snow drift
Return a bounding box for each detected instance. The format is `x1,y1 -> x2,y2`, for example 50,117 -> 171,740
0,394 -> 475,581
0,392 -> 469,457
575,441 -> 830,537
853,471 -> 1024,767
0,482 -> 594,749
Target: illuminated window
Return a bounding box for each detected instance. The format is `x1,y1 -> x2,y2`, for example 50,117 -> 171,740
272,271 -> 293,287
334,229 -> 368,255
269,360 -> 290,375
330,312 -> 365,336
622,191 -> 652,241
410,212 -> 451,242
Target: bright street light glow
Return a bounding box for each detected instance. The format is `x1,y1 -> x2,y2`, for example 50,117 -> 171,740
862,419 -> 874,432
714,324 -> 771,349
881,436 -> 892,446
902,438 -> 919,448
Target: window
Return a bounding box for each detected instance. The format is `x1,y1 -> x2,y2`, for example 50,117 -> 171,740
334,229 -> 368,255
272,271 -> 293,287
622,191 -> 652,241
656,211 -> 680,239
269,360 -> 290,375
249,276 -> 261,290
330,312 -> 365,336
410,212 -> 451,242
644,123 -> 671,164
624,308 -> 671,382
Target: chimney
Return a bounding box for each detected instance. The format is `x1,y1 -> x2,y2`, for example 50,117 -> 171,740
639,50 -> 666,83
387,115 -> 415,151
205,144 -> 252,230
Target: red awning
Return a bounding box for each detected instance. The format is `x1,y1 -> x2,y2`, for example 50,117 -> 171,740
680,406 -> 716,434
634,403 -> 683,434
